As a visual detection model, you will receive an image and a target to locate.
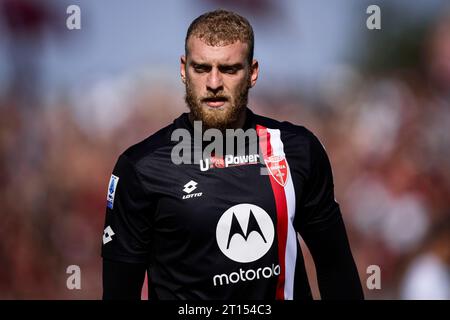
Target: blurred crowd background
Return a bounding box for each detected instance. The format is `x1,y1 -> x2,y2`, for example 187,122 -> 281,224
0,0 -> 449,299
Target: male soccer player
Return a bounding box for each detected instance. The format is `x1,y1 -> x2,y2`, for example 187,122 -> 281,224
101,9 -> 364,300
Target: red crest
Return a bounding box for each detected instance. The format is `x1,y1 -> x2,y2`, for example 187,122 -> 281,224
265,155 -> 288,187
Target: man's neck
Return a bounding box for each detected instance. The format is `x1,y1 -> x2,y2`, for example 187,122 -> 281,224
231,107 -> 247,130
188,107 -> 248,131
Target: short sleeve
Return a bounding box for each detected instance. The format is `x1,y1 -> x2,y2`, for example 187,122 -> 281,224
101,154 -> 153,264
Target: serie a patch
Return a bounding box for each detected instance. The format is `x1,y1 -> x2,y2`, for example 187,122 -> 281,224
107,174 -> 119,209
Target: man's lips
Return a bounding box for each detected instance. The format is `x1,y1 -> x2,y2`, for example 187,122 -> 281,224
203,97 -> 228,108
206,100 -> 226,108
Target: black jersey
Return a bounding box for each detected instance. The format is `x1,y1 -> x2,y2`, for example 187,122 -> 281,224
101,108 -> 345,300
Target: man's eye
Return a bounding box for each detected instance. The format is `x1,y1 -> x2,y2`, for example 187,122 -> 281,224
194,66 -> 208,73
221,68 -> 238,74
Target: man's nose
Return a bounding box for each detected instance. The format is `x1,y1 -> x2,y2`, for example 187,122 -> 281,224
206,69 -> 223,93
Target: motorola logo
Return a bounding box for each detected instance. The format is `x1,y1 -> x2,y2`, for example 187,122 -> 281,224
216,204 -> 274,263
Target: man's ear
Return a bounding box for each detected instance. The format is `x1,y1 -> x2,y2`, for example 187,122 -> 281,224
180,55 -> 187,84
250,59 -> 259,88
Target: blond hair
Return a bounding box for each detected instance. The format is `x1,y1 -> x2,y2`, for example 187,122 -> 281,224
185,9 -> 254,63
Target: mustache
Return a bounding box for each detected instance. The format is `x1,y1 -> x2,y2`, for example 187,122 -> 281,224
201,94 -> 230,102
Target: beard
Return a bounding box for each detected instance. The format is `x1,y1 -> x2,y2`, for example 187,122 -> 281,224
184,75 -> 250,131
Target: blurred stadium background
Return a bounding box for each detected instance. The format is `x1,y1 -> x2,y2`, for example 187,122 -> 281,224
0,0 -> 449,299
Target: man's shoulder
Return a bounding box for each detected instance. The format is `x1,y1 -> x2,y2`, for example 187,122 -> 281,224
252,111 -> 317,142
119,118 -> 178,166
251,111 -> 326,161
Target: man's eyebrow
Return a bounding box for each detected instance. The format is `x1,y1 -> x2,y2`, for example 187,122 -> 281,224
189,61 -> 244,69
190,60 -> 211,67
218,63 -> 244,69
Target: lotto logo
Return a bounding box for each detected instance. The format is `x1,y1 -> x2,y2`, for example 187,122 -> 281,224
103,226 -> 115,244
183,180 -> 198,194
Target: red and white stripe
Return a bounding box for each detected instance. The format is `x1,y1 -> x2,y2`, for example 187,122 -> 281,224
257,125 -> 297,300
